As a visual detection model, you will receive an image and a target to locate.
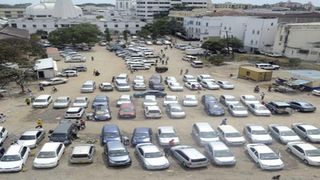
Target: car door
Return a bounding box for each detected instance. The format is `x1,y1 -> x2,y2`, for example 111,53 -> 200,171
292,145 -> 305,160
56,144 -> 64,160
36,131 -> 43,144
296,126 -> 307,138
249,148 -> 258,163
270,127 -> 279,139
20,146 -> 28,164
245,127 -> 252,140
137,147 -> 144,162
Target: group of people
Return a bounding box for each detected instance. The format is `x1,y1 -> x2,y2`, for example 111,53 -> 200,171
180,69 -> 189,75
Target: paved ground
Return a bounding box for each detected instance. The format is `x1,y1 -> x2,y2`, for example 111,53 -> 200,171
0,43 -> 320,180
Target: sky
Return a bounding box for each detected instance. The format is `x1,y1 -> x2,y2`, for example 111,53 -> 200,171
0,0 -> 319,6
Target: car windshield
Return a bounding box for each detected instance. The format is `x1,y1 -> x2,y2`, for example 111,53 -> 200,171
166,97 -> 177,101
160,133 -> 176,138
19,135 -> 36,140
105,132 -> 119,138
307,129 -> 320,135
1,155 -> 20,161
144,152 -> 162,158
109,149 -> 128,157
171,107 -> 182,112
226,97 -> 236,101
214,150 -> 233,157
225,132 -> 241,137
121,107 -> 133,113
280,131 -> 296,136
306,149 -> 320,157
185,97 -> 195,101
94,98 -> 106,102
82,85 -> 92,88
260,153 -> 278,160
245,96 -> 257,101
37,151 -> 56,158
252,130 -> 268,135
34,99 -> 46,103
119,97 -> 129,101
233,106 -> 246,111
135,132 -> 148,138
200,131 -> 217,138
74,99 -> 85,103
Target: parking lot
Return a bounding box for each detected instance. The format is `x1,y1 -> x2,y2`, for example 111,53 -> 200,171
1,43 -> 320,180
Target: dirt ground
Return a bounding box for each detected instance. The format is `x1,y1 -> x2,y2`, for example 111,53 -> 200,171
0,43 -> 320,180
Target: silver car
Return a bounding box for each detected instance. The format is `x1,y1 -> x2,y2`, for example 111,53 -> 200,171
286,142 -> 320,166
17,129 -> 46,149
192,122 -> 219,146
73,97 -> 89,108
228,103 -> 248,117
143,95 -> 157,107
70,144 -> 95,164
204,141 -> 236,166
135,143 -> 169,170
105,141 -> 131,167
244,125 -> 273,144
53,96 -> 71,109
166,103 -> 186,119
292,123 -> 320,143
182,95 -> 198,107
157,126 -> 180,146
170,145 -> 209,168
268,124 -> 301,144
247,103 -> 271,116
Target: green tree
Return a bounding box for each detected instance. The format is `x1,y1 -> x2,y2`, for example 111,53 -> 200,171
123,30 -> 130,42
96,15 -> 104,19
104,28 -> 112,42
201,38 -> 225,52
0,66 -> 35,92
223,37 -> 243,49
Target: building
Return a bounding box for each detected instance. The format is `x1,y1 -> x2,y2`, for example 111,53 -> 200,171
0,26 -> 30,40
33,58 -> 58,79
0,8 -> 25,19
183,16 -> 278,52
136,0 -> 209,20
213,2 -> 253,10
8,0 -> 146,35
116,0 -> 134,11
272,22 -> 320,62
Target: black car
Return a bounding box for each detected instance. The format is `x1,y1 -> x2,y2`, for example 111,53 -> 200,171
265,101 -> 292,115
204,102 -> 225,116
133,90 -> 167,98
149,83 -> 165,91
201,94 -> 218,105
73,65 -> 87,72
149,74 -> 164,91
288,101 -> 316,112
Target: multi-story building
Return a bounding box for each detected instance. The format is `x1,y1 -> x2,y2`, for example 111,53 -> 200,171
0,8 -> 26,18
273,22 -> 320,62
213,2 -> 253,10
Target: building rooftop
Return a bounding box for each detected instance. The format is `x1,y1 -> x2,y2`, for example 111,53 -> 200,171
0,26 -> 30,40
290,70 -> 320,80
34,58 -> 56,70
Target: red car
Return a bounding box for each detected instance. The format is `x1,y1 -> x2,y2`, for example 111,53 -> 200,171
118,103 -> 136,119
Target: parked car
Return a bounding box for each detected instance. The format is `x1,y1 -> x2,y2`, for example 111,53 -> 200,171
101,124 -> 122,145
144,105 -> 162,119
49,121 -> 78,145
165,76 -> 177,85
118,103 -> 136,119
240,95 -> 260,106
286,142 -> 320,166
201,94 -> 218,105
228,103 -> 248,117
185,81 -> 202,90
143,95 -> 157,107
197,74 -> 215,82
80,80 -> 96,93
92,95 -> 109,108
268,124 -> 301,144
64,107 -> 85,119
245,143 -> 284,170
32,94 -> 53,108
53,96 -> 71,109
217,125 -> 246,146
200,80 -> 220,90
216,80 -> 234,89
192,122 -> 219,146
17,129 -> 46,148
168,82 -> 183,91
39,78 -> 68,86
292,123 -> 320,143
33,142 -> 65,168
288,101 -> 316,112
70,144 -> 95,164
133,75 -> 145,83
133,82 -> 147,91
99,82 -> 113,91
114,79 -> 131,92
157,126 -> 180,146
0,144 -> 30,172
57,70 -> 78,77
219,95 -> 239,106
183,74 -> 197,82
204,102 -> 225,116
163,95 -> 178,106
265,101 -> 292,115
166,103 -> 186,119
244,125 -> 272,144
312,89 -> 320,96
131,127 -> 153,147
105,141 -> 131,167
133,90 -> 167,98
170,145 -> 209,168
72,97 -> 89,108
135,143 -> 169,170
116,95 -> 132,107
93,105 -> 111,121
247,103 -> 271,116
0,126 -> 8,146
182,95 -> 198,107
204,141 -> 236,166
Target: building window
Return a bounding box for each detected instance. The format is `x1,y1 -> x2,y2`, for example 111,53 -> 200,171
206,22 -> 208,27
252,30 -> 255,34
43,24 -> 47,28
55,24 -> 58,28
246,71 -> 250,76
250,40 -> 253,45
111,13 -> 114,16
136,24 -> 139,27
11,23 -> 17,28
22,24 -> 26,28
33,24 -> 36,28
104,25 -> 107,27
229,27 -> 231,31
257,30 -> 260,35
271,23 -> 274,26
125,24 -> 129,28
255,41 -> 258,45
115,24 -> 118,28
224,26 -> 227,30
279,35 -> 283,41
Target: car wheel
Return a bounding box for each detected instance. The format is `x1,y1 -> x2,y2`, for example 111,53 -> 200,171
182,161 -> 187,167
286,148 -> 291,153
305,137 -> 310,142
303,159 -> 309,165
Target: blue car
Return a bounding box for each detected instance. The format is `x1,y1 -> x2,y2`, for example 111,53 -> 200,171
101,124 -> 122,145
92,95 -> 109,108
205,102 -> 225,116
131,127 -> 152,147
201,94 -> 218,105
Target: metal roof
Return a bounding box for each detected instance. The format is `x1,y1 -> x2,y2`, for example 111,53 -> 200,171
34,58 -> 57,70
289,70 -> 320,81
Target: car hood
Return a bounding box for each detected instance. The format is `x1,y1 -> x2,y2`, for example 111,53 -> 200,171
200,137 -> 220,143
109,155 -> 130,162
252,135 -> 272,141
226,137 -> 245,143
73,103 -> 86,106
145,157 -> 168,166
232,110 -> 248,115
0,161 -> 22,168
17,140 -> 36,147
308,156 -> 320,162
34,157 -> 57,165
309,135 -> 320,140
281,135 -> 300,142
54,102 -> 68,106
255,109 -> 271,114
260,159 -> 283,167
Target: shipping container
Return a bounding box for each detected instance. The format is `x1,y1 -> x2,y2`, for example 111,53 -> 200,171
238,66 -> 272,82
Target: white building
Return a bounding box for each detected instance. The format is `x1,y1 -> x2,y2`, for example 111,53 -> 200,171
183,16 -> 278,52
8,0 -> 146,34
116,0 -> 134,11
33,58 -> 58,79
136,0 -> 209,20
273,22 -> 320,62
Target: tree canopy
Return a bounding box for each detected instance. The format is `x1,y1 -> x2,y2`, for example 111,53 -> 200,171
201,37 -> 243,53
104,28 -> 112,42
48,23 -> 102,45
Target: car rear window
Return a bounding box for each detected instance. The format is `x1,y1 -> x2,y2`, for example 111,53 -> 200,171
191,158 -> 207,163
72,154 -> 89,158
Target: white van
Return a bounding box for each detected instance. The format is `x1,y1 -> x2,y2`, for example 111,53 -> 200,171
255,63 -> 280,70
81,80 -> 96,93
144,105 -> 162,119
182,55 -> 197,62
32,95 -> 53,108
191,60 -> 204,68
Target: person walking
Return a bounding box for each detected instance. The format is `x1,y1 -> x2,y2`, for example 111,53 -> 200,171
185,69 -> 189,74
162,60 -> 164,65
260,92 -> 265,101
91,56 -> 94,61
93,69 -> 96,75
220,118 -> 227,125
165,60 -> 168,65
36,118 -> 43,128
39,83 -> 44,91
112,76 -> 115,83
180,69 -> 183,75
25,98 -> 31,106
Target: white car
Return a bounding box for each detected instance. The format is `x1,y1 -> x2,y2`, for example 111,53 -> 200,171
0,126 -> 8,146
192,122 -> 219,146
197,74 -> 215,82
64,107 -> 85,119
157,126 -> 180,146
182,95 -> 198,107
133,82 -> 147,91
39,77 -> 68,86
170,145 -> 209,168
168,82 -> 183,91
0,144 -> 30,172
184,81 -> 201,90
240,95 -> 260,106
200,80 -> 220,90
219,95 -> 239,106
133,75 -> 145,84
312,89 -> 320,96
116,95 -> 132,107
70,144 -> 95,164
135,143 -> 169,170
183,74 -> 196,82
57,70 -> 78,77
287,142 -> 320,166
217,125 -> 246,146
73,97 -> 89,108
32,94 -> 53,108
99,82 -> 113,91
244,125 -> 272,144
163,95 -> 178,106
216,80 -> 234,89
144,105 -> 162,119
33,142 -> 65,168
53,96 -> 71,109
268,124 -> 301,144
246,144 -> 284,170
17,129 -> 46,148
165,76 -> 177,85
292,123 -> 320,143
204,141 -> 236,166
114,79 -> 130,91
247,103 -> 271,116
143,95 -> 157,107
228,103 -> 248,117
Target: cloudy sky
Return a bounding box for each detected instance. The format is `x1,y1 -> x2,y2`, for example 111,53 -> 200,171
1,0 -> 319,6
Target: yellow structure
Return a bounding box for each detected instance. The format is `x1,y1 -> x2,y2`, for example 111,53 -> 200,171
238,66 -> 272,82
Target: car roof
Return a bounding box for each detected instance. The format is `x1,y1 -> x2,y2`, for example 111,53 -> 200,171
158,126 -> 175,134
21,130 -> 40,136
175,146 -> 205,159
72,145 -> 93,154
84,80 -> 94,84
139,143 -> 159,153
75,97 -> 87,100
272,125 -> 291,131
272,101 -> 290,106
247,125 -> 266,131
249,144 -> 274,154
120,95 -> 131,98
184,74 -> 194,78
40,142 -> 61,152
134,127 -> 150,133
165,95 -> 177,99
146,105 -> 160,110
218,125 -> 239,133
208,141 -> 229,151
5,144 -> 23,155
145,95 -> 156,99
101,82 -> 111,85
297,124 -> 317,130
200,74 -> 211,77
57,96 -> 69,100
107,141 -> 125,150
36,94 -> 51,99
67,107 -> 82,112
185,95 -> 196,99
290,142 -> 317,151
222,95 -> 235,99
94,95 -> 107,99
102,124 -> 119,132
194,122 -> 214,132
